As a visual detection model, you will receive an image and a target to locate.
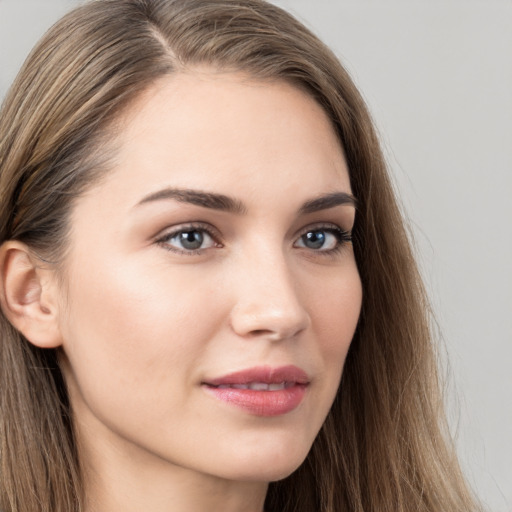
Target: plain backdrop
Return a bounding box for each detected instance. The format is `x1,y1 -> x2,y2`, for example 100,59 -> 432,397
0,1 -> 511,510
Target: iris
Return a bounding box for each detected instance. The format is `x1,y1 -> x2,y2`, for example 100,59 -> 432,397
179,230 -> 204,250
302,230 -> 326,250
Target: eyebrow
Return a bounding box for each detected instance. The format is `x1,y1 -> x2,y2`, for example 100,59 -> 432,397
298,192 -> 357,214
136,188 -> 247,214
135,187 -> 356,215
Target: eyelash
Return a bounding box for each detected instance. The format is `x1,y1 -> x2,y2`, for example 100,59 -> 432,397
295,223 -> 353,257
155,222 -> 221,256
155,222 -> 352,257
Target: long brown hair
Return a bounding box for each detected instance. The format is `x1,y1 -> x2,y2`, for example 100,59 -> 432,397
0,1 -> 480,511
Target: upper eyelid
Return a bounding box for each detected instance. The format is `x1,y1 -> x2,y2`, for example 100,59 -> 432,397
294,221 -> 352,238
155,222 -> 222,241
156,220 -> 349,237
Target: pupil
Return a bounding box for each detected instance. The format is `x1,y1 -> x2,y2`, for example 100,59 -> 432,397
304,231 -> 325,249
180,231 -> 203,250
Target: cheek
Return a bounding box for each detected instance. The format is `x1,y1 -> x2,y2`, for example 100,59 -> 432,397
307,260 -> 362,402
58,253 -> 227,407
310,261 -> 362,353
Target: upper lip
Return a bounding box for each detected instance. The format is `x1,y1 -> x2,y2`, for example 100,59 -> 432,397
203,365 -> 310,387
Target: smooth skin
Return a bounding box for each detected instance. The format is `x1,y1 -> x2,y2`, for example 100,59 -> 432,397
0,71 -> 362,512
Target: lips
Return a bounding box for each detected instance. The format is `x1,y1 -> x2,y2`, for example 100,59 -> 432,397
202,365 -> 309,417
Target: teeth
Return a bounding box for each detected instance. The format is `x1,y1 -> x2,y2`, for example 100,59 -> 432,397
214,382 -> 288,391
250,382 -> 270,391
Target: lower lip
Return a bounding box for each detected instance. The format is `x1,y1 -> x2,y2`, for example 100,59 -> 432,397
203,384 -> 307,417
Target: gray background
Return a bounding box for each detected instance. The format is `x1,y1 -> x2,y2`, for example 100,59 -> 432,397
1,1 -> 511,510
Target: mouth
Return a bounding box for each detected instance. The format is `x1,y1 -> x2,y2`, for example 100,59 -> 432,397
211,382 -> 296,391
202,365 -> 309,417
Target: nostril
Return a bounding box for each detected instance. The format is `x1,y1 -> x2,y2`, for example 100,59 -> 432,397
248,329 -> 273,337
234,314 -> 310,342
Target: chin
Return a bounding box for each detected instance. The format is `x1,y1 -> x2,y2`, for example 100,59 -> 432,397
214,435 -> 312,483
222,459 -> 306,484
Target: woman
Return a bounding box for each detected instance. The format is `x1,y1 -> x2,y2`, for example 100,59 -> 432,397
0,0 -> 481,511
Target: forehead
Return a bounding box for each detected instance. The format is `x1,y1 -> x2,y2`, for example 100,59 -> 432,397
81,71 -> 351,211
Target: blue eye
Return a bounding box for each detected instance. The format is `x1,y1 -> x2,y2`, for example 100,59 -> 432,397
157,223 -> 351,256
158,227 -> 217,253
295,227 -> 351,252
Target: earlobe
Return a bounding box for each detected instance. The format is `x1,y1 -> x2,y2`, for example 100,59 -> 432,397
0,241 -> 63,348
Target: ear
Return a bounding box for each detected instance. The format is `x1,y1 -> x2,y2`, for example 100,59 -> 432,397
0,241 -> 62,348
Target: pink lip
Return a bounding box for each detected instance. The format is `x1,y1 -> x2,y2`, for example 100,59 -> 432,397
202,365 -> 309,417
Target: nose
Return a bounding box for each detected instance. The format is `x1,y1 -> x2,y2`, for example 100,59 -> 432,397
228,251 -> 311,342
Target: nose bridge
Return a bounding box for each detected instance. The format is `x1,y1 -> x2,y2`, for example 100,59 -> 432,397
229,241 -> 310,340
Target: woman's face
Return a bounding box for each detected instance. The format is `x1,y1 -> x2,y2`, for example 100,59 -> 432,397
57,71 -> 362,485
